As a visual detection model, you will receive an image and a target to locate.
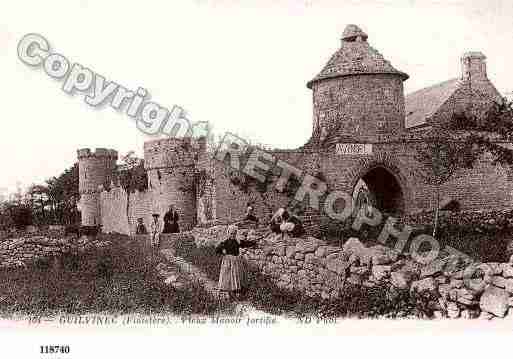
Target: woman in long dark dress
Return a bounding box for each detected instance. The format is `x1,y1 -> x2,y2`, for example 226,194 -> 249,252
163,205 -> 180,233
216,225 -> 256,298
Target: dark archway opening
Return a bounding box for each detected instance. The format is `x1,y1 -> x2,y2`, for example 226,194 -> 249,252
359,166 -> 404,216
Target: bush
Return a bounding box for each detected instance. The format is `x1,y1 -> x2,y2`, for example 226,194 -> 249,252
404,210 -> 513,262
64,224 -> 80,237
0,211 -> 14,231
79,225 -> 101,236
5,204 -> 33,230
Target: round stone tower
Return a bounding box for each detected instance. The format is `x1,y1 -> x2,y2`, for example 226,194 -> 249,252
144,137 -> 204,231
77,148 -> 118,226
307,24 -> 409,145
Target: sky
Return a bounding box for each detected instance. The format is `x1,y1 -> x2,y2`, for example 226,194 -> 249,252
1,0 -> 513,195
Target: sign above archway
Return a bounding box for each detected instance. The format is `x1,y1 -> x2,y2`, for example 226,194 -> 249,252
336,143 -> 373,155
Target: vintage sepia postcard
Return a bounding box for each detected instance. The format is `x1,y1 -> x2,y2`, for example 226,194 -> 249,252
1,0 -> 513,357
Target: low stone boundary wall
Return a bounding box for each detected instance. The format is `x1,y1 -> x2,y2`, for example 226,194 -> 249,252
191,224 -> 513,319
0,235 -> 112,269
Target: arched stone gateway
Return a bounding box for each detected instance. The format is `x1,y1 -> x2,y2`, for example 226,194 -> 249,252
349,153 -> 411,216
354,166 -> 404,216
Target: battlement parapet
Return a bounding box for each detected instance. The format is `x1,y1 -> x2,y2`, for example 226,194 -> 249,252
77,148 -> 118,160
144,137 -> 202,170
143,137 -> 203,154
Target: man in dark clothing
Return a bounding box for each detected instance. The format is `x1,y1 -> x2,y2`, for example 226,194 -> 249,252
243,203 -> 259,224
135,218 -> 148,235
163,205 -> 180,233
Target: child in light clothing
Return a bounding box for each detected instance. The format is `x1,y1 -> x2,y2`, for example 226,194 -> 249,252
150,213 -> 161,248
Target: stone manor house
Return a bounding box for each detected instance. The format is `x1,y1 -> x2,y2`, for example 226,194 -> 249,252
77,24 -> 513,235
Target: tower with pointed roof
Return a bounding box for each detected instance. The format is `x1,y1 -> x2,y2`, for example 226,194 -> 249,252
308,24 -> 409,145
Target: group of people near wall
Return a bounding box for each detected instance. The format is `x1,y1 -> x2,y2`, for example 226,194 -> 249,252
135,205 -> 180,247
241,202 -> 304,238
215,203 -> 305,299
133,201 -> 305,300
268,206 -> 305,238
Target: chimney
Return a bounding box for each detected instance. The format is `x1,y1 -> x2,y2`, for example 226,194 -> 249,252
461,51 -> 487,82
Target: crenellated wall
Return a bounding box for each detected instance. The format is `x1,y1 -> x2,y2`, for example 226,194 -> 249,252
91,138 -> 207,235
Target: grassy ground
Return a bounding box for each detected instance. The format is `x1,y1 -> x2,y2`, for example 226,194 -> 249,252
0,234 -> 233,317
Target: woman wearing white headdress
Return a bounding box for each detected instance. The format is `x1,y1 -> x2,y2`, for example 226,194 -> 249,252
269,207 -> 287,234
216,225 -> 256,299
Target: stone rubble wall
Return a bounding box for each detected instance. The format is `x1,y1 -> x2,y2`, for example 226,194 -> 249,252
191,224 -> 513,319
0,236 -> 111,270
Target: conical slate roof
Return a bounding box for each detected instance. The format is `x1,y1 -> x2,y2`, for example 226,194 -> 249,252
307,25 -> 409,89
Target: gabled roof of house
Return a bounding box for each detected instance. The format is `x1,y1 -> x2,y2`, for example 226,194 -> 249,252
405,78 -> 462,128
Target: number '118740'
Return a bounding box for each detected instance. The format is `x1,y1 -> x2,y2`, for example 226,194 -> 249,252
40,346 -> 70,354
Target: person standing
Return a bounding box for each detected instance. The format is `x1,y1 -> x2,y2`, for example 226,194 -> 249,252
216,225 -> 256,299
163,205 -> 180,234
150,213 -> 161,248
136,218 -> 148,235
243,202 -> 259,224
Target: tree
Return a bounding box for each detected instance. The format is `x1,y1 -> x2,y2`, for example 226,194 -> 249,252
4,202 -> 33,229
0,202 -> 14,231
46,163 -> 80,225
416,98 -> 513,238
27,184 -> 49,225
448,100 -> 513,166
415,129 -> 476,239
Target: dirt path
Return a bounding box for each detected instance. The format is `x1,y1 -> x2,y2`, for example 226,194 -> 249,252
156,247 -> 278,319
158,248 -> 220,296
